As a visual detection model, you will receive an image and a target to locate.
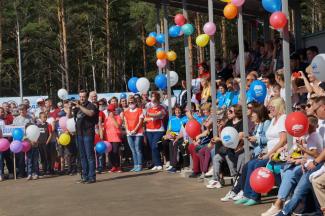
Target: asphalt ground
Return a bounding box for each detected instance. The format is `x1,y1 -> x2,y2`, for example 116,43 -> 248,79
0,171 -> 274,216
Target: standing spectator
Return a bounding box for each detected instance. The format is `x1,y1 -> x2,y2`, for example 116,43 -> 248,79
124,96 -> 144,172
104,104 -> 123,173
74,90 -> 99,184
1,102 -> 13,125
26,140 -> 40,180
12,104 -> 33,178
145,92 -> 166,171
37,112 -> 52,175
45,99 -> 60,120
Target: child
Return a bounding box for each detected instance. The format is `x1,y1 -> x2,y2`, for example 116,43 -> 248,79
26,139 -> 40,180
37,112 -> 52,175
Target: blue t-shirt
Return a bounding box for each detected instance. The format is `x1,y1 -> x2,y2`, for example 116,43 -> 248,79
167,116 -> 183,133
181,113 -> 207,125
217,91 -> 227,108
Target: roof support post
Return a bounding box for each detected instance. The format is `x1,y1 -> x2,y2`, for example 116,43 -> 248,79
237,7 -> 250,163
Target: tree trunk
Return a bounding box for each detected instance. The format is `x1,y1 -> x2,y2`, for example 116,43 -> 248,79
141,20 -> 147,76
57,0 -> 69,91
311,0 -> 315,33
105,0 -> 111,92
221,17 -> 227,61
195,12 -> 204,63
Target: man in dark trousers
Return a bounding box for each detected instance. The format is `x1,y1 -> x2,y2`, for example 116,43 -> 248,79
73,90 -> 98,184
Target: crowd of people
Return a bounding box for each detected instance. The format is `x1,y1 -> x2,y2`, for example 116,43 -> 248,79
0,41 -> 325,216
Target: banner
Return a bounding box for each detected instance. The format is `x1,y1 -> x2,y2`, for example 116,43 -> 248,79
0,125 -> 25,137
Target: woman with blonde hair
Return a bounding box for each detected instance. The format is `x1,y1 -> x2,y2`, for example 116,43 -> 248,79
234,97 -> 287,206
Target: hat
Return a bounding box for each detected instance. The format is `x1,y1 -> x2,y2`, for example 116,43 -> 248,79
107,104 -> 116,112
36,98 -> 45,103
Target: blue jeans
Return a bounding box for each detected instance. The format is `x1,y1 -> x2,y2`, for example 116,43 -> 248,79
77,135 -> 96,181
0,152 -> 3,176
282,163 -> 323,215
96,153 -> 105,172
127,136 -> 143,166
146,132 -> 164,166
27,147 -> 40,176
243,158 -> 269,201
277,165 -> 302,200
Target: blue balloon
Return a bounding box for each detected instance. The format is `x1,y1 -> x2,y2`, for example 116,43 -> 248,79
155,74 -> 167,89
156,48 -> 165,53
169,25 -> 181,38
149,32 -> 157,38
249,80 -> 267,103
128,77 -> 138,93
181,24 -> 195,36
156,34 -> 165,44
95,141 -> 107,154
262,0 -> 281,13
120,93 -> 127,99
12,128 -> 24,141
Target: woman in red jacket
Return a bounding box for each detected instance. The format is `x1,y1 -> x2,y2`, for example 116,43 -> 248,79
144,92 -> 166,171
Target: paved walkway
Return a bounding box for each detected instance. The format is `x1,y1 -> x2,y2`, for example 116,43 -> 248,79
0,171 -> 274,216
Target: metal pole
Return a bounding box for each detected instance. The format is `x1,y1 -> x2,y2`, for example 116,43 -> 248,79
237,7 -> 250,163
156,3 -> 162,75
163,1 -> 172,117
208,0 -> 217,137
183,0 -> 191,111
17,21 -> 23,103
282,0 -> 293,148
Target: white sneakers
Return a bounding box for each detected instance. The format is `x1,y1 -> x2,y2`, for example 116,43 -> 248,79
220,191 -> 237,202
206,179 -> 222,189
151,166 -> 163,171
261,204 -> 281,216
232,190 -> 244,201
205,168 -> 214,177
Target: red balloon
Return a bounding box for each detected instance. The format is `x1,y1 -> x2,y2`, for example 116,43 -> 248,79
174,14 -> 186,26
285,112 -> 309,137
270,12 -> 287,30
185,119 -> 202,139
250,167 -> 275,194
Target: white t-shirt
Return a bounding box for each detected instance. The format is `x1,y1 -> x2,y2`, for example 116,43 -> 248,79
265,114 -> 286,153
317,119 -> 325,149
304,131 -> 323,163
280,88 -> 286,101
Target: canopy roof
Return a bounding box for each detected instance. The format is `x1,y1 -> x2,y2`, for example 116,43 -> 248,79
142,0 -> 298,19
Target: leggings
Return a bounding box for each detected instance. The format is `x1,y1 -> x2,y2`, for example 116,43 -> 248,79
109,142 -> 120,168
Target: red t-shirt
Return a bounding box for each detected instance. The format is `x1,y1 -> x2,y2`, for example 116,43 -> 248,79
48,108 -> 60,120
124,108 -> 144,135
104,114 -> 122,142
4,113 -> 13,125
145,105 -> 166,132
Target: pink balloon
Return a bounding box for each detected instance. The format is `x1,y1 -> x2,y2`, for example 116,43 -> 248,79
104,141 -> 112,153
232,0 -> 245,7
59,116 -> 67,131
10,140 -> 23,153
203,22 -> 217,36
21,141 -> 31,153
0,138 -> 10,152
156,59 -> 167,69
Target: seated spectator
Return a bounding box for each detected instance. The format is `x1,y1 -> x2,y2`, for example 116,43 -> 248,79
262,115 -> 322,216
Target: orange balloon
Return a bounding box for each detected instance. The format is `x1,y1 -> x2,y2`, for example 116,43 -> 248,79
157,51 -> 167,60
224,3 -> 238,20
146,36 -> 156,47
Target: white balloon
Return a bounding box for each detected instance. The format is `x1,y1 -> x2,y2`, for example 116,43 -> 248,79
166,71 -> 179,87
136,77 -> 150,93
66,118 -> 76,133
46,117 -> 54,125
220,126 -> 239,149
26,125 -> 41,142
58,88 -> 68,100
311,54 -> 325,82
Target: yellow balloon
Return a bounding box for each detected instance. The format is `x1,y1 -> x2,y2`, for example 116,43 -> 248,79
59,133 -> 71,146
196,34 -> 210,47
167,51 -> 177,61
220,0 -> 231,2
